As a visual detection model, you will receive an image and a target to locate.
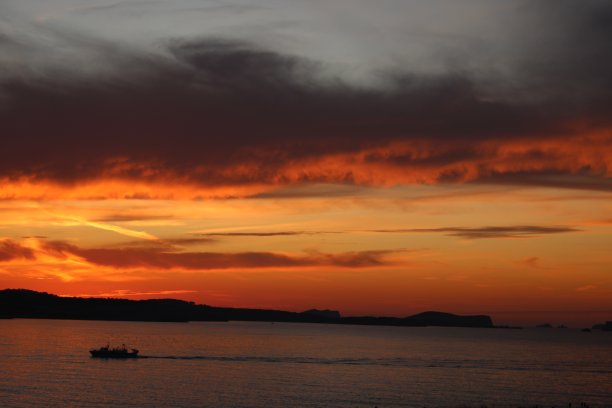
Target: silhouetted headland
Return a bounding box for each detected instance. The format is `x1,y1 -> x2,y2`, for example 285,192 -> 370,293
0,289 -> 495,328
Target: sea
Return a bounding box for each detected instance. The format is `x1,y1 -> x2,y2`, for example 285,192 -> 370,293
0,319 -> 610,407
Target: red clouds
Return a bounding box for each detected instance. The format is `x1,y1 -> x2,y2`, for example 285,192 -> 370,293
0,238 -> 401,272
0,240 -> 35,262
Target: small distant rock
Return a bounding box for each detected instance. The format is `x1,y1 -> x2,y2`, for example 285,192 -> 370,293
403,311 -> 493,328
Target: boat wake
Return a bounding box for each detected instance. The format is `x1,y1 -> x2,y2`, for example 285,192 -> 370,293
139,356 -> 612,374
137,355 -> 612,373
140,355 -> 379,365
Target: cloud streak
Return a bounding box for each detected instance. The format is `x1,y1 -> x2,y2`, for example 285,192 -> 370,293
50,213 -> 158,241
0,239 -> 35,262
45,244 -> 399,270
0,238 -> 403,271
62,289 -> 198,298
198,231 -> 338,237
370,226 -> 579,239
516,256 -> 552,270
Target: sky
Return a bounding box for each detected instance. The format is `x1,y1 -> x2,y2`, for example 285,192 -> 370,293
1,0 -> 611,327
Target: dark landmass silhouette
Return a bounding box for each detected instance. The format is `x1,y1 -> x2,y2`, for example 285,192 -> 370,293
0,289 -> 495,328
592,321 -> 612,331
536,323 -> 568,329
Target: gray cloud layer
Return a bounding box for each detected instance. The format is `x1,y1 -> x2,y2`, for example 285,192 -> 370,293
0,1 -> 610,194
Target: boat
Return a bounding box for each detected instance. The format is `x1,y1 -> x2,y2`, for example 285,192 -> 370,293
90,344 -> 139,358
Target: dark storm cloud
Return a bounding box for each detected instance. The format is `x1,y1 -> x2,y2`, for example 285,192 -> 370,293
513,0 -> 612,111
0,40 -> 546,179
0,0 -> 610,193
370,226 -> 579,239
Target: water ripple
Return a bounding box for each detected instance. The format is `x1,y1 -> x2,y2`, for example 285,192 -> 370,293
139,355 -> 612,374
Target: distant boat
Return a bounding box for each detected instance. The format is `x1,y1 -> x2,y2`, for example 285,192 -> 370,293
90,344 -> 139,358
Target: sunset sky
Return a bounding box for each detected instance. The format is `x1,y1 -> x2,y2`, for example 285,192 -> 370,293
1,0 -> 611,326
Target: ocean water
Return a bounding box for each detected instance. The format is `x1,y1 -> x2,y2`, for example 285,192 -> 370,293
0,319 -> 610,407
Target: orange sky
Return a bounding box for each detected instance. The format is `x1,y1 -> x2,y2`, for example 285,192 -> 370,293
1,0 -> 612,327
1,182 -> 610,327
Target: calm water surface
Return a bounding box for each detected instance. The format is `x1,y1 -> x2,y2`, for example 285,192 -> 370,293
0,319 -> 611,407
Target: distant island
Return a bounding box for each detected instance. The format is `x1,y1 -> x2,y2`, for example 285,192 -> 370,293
536,322 -> 612,331
592,321 -> 612,331
0,289 -> 495,328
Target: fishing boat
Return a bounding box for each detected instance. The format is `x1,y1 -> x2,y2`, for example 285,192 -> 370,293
90,344 -> 139,358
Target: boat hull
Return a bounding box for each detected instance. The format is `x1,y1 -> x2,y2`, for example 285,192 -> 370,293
90,350 -> 139,358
